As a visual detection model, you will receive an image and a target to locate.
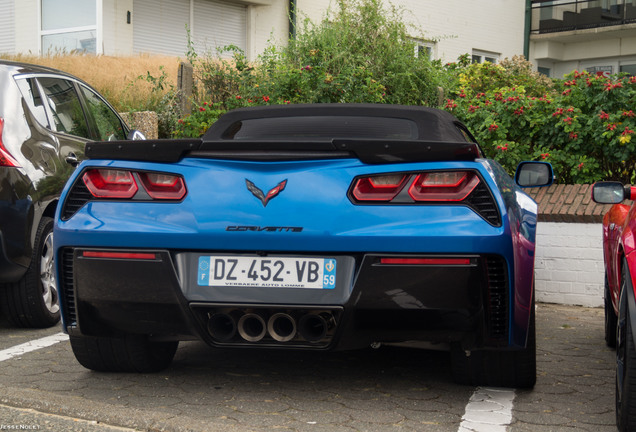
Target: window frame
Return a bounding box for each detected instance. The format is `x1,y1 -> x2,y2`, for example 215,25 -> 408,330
15,72 -> 127,141
38,0 -> 103,55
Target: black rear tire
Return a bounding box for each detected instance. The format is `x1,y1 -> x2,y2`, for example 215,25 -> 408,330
451,302 -> 536,388
0,216 -> 60,328
69,334 -> 178,373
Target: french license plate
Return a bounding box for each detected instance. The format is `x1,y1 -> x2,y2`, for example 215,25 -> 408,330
197,256 -> 337,289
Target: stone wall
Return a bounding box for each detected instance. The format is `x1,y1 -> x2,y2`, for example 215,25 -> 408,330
119,111 -> 158,140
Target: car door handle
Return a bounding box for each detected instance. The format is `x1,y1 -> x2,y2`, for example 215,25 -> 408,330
65,153 -> 79,167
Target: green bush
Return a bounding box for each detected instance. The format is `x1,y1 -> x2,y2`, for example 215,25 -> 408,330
174,0 -> 447,137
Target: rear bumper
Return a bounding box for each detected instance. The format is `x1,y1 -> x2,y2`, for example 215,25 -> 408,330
58,247 -> 513,351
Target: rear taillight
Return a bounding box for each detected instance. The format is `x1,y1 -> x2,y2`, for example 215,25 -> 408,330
351,174 -> 408,201
82,168 -> 186,201
138,172 -> 187,200
408,171 -> 479,201
351,170 -> 481,203
83,169 -> 138,198
0,118 -> 21,167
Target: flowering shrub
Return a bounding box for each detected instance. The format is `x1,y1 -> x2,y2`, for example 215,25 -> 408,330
446,66 -> 636,183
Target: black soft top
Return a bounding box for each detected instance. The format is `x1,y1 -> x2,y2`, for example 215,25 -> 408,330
203,103 -> 470,142
85,104 -> 483,164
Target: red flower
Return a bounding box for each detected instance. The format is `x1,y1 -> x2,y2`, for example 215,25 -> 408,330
622,127 -> 634,136
607,124 -> 617,131
488,124 -> 499,132
599,111 -> 610,120
541,153 -> 550,160
262,96 -> 270,102
468,105 -> 479,113
562,89 -> 571,95
552,108 -> 564,117
178,119 -> 184,124
630,76 -> 636,84
199,107 -> 206,112
514,107 -> 524,116
445,99 -> 457,109
236,95 -> 242,99
623,110 -> 635,118
562,117 -> 573,125
578,162 -> 584,170
569,132 -> 578,140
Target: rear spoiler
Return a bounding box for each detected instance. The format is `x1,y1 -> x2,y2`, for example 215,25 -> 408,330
85,138 -> 482,164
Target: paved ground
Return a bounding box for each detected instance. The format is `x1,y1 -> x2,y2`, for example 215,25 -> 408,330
0,303 -> 617,431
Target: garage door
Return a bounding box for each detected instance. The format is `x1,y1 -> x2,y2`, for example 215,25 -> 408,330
0,0 -> 15,54
133,0 -> 246,57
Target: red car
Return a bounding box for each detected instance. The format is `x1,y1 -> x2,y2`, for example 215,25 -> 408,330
593,181 -> 636,431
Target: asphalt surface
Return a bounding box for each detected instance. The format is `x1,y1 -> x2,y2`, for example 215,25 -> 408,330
0,303 -> 617,431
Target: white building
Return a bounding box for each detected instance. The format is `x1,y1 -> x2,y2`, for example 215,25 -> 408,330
0,0 -> 524,66
529,0 -> 636,77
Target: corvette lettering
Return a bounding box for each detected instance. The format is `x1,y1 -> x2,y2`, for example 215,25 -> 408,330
226,226 -> 303,232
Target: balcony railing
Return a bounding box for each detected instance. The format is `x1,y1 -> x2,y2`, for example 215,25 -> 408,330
531,0 -> 636,34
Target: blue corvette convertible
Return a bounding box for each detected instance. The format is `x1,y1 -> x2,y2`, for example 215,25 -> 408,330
53,104 -> 552,387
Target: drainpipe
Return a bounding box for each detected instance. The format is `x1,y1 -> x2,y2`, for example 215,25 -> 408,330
289,0 -> 297,40
524,0 -> 532,59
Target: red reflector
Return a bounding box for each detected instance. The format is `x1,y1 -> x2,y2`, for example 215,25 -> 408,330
408,171 -> 480,202
83,169 -> 138,198
0,118 -> 21,167
82,251 -> 157,260
139,172 -> 187,200
380,258 -> 471,265
352,174 -> 407,201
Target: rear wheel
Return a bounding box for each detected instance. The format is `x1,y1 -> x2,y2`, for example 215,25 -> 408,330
606,273 -> 618,348
69,334 -> 178,373
451,301 -> 536,388
0,216 -> 59,328
616,262 -> 636,431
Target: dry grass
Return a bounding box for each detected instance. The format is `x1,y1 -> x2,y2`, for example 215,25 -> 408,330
0,53 -> 181,112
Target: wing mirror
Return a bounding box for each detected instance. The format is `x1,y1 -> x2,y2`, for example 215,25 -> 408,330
514,161 -> 554,188
127,129 -> 146,140
592,181 -> 635,204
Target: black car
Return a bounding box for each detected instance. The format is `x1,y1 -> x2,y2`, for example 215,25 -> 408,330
0,59 -> 137,328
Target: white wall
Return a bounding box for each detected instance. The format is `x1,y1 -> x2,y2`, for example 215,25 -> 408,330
535,222 -> 604,307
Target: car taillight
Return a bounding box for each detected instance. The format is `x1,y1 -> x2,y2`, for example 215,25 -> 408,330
83,169 -> 138,198
0,117 -> 21,167
408,171 -> 479,202
352,174 -> 408,201
351,170 -> 481,203
139,172 -> 187,200
81,168 -> 187,201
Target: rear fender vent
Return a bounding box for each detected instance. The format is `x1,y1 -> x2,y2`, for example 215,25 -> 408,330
465,181 -> 501,226
484,255 -> 509,342
59,248 -> 77,327
61,180 -> 91,220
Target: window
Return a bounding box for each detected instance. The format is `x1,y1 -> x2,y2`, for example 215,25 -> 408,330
37,77 -> 90,138
41,0 -> 98,54
414,41 -> 434,60
620,64 -> 636,76
472,50 -> 499,64
15,78 -> 50,127
79,85 -> 125,141
538,67 -> 551,77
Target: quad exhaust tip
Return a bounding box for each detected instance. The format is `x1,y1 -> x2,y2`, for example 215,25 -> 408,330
206,308 -> 336,344
238,313 -> 267,342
